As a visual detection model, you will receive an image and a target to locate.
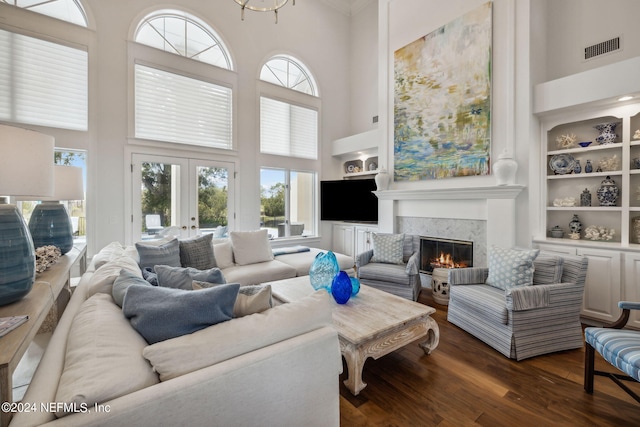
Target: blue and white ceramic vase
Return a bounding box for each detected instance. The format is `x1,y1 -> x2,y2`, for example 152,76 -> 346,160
585,160 -> 593,173
596,176 -> 619,206
28,201 -> 74,254
0,204 -> 36,306
331,271 -> 351,304
569,214 -> 582,235
594,122 -> 618,145
309,251 -> 339,291
573,160 -> 581,174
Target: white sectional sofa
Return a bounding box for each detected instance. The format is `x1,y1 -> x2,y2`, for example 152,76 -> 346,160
10,233 -> 348,427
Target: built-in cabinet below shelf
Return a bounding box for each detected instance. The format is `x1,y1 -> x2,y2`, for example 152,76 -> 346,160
332,222 -> 378,260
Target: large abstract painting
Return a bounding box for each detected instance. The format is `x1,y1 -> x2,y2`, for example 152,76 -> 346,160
394,2 -> 492,181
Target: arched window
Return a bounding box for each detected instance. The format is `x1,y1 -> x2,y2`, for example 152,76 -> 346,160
260,55 -> 317,96
135,10 -> 232,70
2,0 -> 88,27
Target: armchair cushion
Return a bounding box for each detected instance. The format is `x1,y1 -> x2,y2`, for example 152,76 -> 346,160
358,262 -> 413,286
585,328 -> 640,381
485,246 -> 539,290
370,233 -> 405,265
450,284 -> 508,324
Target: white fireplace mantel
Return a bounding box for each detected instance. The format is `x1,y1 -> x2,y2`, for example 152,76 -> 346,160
373,185 -> 525,201
375,184 -> 526,252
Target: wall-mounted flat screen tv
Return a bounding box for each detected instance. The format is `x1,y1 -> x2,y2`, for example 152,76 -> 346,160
320,179 -> 378,223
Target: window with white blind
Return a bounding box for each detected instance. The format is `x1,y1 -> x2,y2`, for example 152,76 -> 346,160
2,0 -> 88,27
135,64 -> 232,149
260,97 -> 317,160
0,29 -> 88,131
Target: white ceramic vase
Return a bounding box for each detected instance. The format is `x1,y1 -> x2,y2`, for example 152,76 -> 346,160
375,168 -> 390,190
493,149 -> 517,186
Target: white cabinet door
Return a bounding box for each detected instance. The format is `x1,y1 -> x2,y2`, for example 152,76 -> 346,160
332,224 -> 355,258
577,247 -> 622,323
355,226 -> 377,255
624,252 -> 640,329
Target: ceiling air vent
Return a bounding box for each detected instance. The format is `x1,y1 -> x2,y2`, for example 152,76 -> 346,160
584,36 -> 621,60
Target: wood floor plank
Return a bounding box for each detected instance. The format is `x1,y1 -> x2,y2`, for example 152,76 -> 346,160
339,289 -> 640,426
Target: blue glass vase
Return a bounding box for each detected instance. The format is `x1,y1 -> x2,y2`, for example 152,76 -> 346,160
28,202 -> 74,254
309,251 -> 339,291
350,277 -> 360,297
331,271 -> 351,304
0,204 -> 36,306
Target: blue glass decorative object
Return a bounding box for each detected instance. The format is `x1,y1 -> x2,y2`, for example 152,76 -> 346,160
309,251 -> 339,291
28,201 -> 74,254
350,277 -> 360,297
331,271 -> 351,304
0,204 -> 36,306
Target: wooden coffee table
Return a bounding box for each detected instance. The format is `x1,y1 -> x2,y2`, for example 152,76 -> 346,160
267,276 -> 440,395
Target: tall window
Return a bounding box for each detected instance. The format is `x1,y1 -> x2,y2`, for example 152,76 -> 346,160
260,168 -> 315,239
0,29 -> 88,130
258,55 -> 319,238
1,0 -> 88,27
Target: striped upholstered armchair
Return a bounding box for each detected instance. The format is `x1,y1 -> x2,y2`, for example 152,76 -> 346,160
446,249 -> 588,361
584,301 -> 640,403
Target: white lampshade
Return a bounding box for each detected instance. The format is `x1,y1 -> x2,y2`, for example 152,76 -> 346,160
0,124 -> 54,198
46,165 -> 84,201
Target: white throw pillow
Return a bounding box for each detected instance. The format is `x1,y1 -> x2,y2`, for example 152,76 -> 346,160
213,240 -> 235,269
54,294 -> 159,418
229,230 -> 274,266
86,255 -> 142,297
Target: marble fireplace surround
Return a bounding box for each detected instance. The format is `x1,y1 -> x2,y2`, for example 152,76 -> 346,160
374,185 -> 525,269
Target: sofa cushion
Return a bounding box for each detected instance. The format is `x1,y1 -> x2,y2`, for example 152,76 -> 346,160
143,290 -> 332,381
275,247 -> 354,276
154,265 -> 226,290
230,229 -> 274,265
122,283 -> 239,344
136,236 -> 181,270
450,284 -> 509,325
213,240 -> 235,269
532,253 -> 564,285
222,260 -> 297,286
54,293 -> 159,418
359,262 -> 411,286
371,233 -> 405,265
193,282 -> 273,317
86,255 -> 142,298
90,241 -> 125,270
179,234 -> 215,270
485,246 -> 540,290
112,269 -> 152,307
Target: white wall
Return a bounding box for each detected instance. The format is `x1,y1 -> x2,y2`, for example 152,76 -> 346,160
78,0 -> 352,253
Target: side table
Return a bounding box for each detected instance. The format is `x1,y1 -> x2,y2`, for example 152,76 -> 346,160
431,268 -> 450,305
0,243 -> 86,427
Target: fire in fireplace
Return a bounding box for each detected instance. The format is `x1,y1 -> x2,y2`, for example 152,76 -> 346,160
420,237 -> 473,274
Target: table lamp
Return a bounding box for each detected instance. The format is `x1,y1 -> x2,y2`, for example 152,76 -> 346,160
0,124 -> 54,306
28,165 -> 84,255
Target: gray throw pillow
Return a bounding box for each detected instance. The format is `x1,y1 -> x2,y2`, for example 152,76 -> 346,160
193,282 -> 273,317
154,265 -> 226,290
122,283 -> 240,344
112,269 -> 152,307
135,237 -> 181,270
179,234 -> 215,270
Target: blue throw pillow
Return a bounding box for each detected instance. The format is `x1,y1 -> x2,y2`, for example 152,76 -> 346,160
154,265 -> 226,290
141,267 -> 158,286
135,237 -> 181,270
112,269 -> 152,307
122,283 -> 240,344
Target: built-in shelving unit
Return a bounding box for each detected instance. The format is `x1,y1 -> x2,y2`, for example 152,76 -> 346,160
332,129 -> 379,179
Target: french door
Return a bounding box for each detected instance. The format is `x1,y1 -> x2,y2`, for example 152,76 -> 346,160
131,154 -> 235,242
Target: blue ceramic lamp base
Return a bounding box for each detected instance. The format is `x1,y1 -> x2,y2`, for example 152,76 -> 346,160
28,201 -> 74,255
0,204 -> 36,306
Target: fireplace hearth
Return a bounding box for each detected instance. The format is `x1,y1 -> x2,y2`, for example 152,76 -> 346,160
420,237 -> 473,274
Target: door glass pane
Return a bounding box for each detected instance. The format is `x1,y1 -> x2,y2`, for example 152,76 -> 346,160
290,171 -> 314,237
260,168 -> 285,238
140,162 -> 179,239
197,166 -> 229,237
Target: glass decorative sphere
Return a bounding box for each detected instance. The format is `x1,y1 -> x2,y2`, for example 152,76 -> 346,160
350,277 -> 360,297
331,271 -> 351,304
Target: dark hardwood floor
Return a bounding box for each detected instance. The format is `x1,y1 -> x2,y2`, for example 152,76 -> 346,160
339,289 -> 640,426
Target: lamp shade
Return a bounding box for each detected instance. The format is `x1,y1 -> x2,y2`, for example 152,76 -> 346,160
0,124 -> 54,198
20,165 -> 84,202
0,124 -> 54,306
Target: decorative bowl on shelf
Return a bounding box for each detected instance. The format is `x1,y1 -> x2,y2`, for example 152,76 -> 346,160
578,141 -> 592,147
549,153 -> 576,175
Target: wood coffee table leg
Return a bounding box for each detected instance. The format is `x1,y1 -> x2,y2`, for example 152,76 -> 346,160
418,316 -> 440,355
340,341 -> 367,396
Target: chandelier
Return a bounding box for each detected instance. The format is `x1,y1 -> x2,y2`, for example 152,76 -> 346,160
233,0 -> 295,23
